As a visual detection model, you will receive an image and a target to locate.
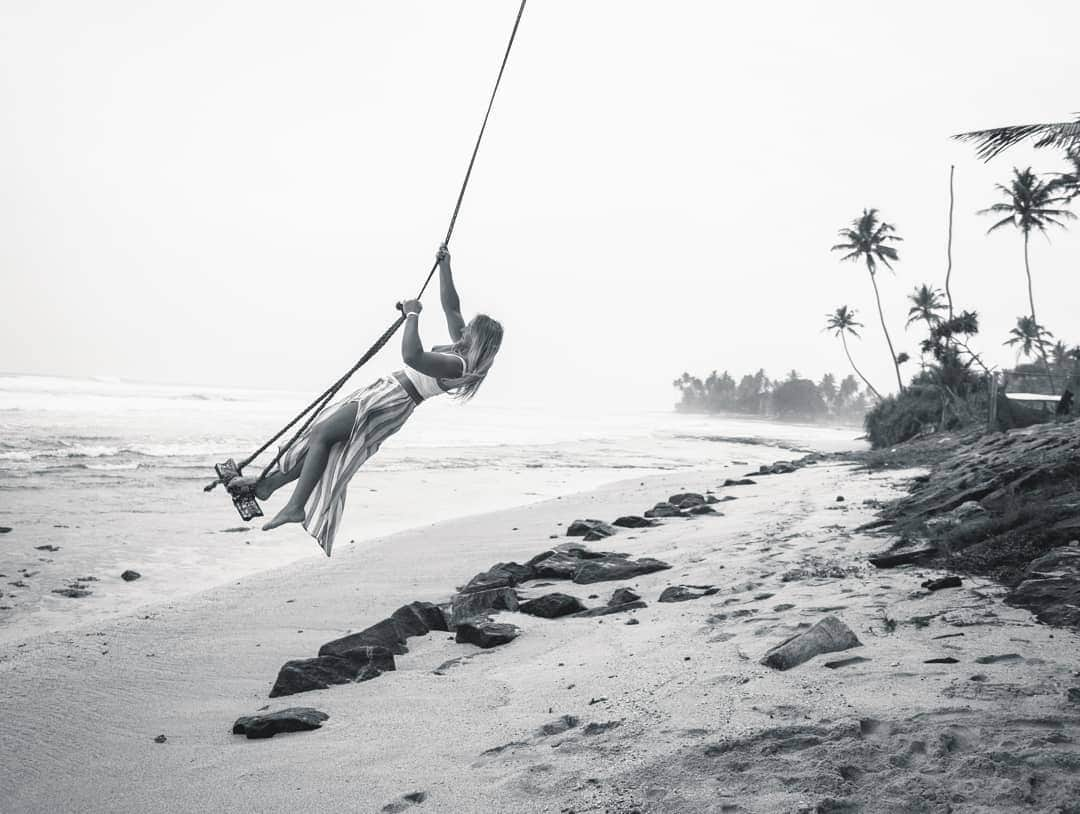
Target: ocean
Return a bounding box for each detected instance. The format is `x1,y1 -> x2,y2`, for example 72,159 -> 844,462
0,373 -> 864,641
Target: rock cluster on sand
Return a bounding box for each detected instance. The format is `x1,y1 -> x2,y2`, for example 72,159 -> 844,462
232,708 -> 329,739
760,615 -> 862,671
872,422 -> 1080,629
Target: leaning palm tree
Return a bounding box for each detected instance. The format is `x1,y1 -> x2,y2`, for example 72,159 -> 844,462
979,167 -> 1074,387
831,209 -> 905,393
905,284 -> 947,332
954,114 -> 1080,160
824,306 -> 882,400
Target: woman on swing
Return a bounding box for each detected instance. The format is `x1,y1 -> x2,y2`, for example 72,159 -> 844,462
231,245 -> 503,556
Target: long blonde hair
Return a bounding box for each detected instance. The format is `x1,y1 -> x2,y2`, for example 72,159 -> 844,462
441,314 -> 503,400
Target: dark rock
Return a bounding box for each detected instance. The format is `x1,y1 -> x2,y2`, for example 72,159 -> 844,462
462,561 -> 535,592
456,619 -> 519,648
35,544 -> 60,552
52,587 -> 91,598
232,707 -> 329,739
644,502 -> 686,519
760,615 -> 862,670
1008,575 -> 1080,627
573,556 -> 672,585
924,657 -> 959,664
723,478 -> 756,487
705,495 -> 720,504
391,601 -> 448,634
320,618 -> 410,657
519,593 -> 586,619
532,551 -> 586,579
567,519 -> 616,537
625,618 -> 640,625
658,585 -> 716,603
269,650 -> 394,697
609,587 -> 641,606
153,734 -> 167,743
835,495 -> 845,502
381,791 -> 428,813
612,515 -> 657,529
869,547 -> 937,568
574,600 -> 647,618
973,653 -> 1022,664
121,570 -> 141,582
450,587 -> 519,626
0,527 -> 11,534
921,576 -> 961,592
583,528 -> 615,542
669,492 -> 705,506
688,504 -> 719,515
538,714 -> 579,736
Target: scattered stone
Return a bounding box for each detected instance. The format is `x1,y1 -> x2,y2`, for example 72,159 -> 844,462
824,656 -> 870,669
52,587 -> 91,598
688,504 -> 719,516
381,791 -> 428,813
270,649 -> 395,697
153,734 -> 167,743
456,620 -> 519,649
920,575 -> 961,592
760,615 -> 862,671
868,547 -> 937,569
538,715 -> 579,736
723,478 -> 756,486
121,570 -> 141,582
644,502 -> 686,519
449,587 -> 519,626
575,601 -> 647,618
658,585 -> 717,603
924,657 -> 959,664
974,653 -> 1022,664
835,495 -> 845,502
35,545 -> 60,552
609,587 -> 641,606
567,519 -> 617,538
518,593 -> 586,619
625,618 -> 640,625
232,707 -> 329,739
612,515 -> 657,529
573,556 -> 671,585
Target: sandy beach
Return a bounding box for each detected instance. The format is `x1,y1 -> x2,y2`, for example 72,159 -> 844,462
3,457 -> 1079,813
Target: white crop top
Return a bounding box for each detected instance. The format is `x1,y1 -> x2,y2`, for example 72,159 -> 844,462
401,352 -> 467,400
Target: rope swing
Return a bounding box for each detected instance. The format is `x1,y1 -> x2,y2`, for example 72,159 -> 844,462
207,0 -> 528,519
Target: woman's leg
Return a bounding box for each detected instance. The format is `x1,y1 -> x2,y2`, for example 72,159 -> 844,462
262,401 -> 359,531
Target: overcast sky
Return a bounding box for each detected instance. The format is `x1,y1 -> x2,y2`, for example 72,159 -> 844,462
3,0 -> 1078,410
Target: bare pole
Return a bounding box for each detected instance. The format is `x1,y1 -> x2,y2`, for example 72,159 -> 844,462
945,165 -> 955,324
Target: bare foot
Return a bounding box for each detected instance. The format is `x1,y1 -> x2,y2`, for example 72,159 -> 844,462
228,475 -> 273,501
262,505 -> 305,531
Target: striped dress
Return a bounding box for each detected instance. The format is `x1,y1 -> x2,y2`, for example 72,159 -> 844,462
275,355 -> 465,557
275,376 -> 416,557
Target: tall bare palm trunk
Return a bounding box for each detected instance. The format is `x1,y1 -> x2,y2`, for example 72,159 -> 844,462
867,263 -> 904,393
840,331 -> 882,400
1024,232 -> 1057,391
945,165 -> 955,324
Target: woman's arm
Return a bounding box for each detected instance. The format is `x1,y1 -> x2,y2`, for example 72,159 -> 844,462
399,301 -> 466,378
437,245 -> 466,342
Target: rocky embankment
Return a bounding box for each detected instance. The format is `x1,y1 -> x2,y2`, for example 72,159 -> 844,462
866,420 -> 1080,628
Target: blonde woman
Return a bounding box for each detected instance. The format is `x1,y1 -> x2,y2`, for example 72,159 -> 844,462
232,246 -> 503,555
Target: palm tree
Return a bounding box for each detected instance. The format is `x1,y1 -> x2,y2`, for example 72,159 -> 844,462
1049,149 -> 1080,203
979,167 -> 1074,387
831,209 -> 905,393
1004,316 -> 1053,364
954,115 -> 1080,160
824,306 -> 882,400
906,284 -> 947,332
1052,340 -> 1069,369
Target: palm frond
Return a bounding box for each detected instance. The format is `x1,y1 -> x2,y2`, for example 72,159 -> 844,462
954,117 -> 1080,161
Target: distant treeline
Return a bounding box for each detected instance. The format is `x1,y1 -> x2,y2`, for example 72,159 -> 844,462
673,369 -> 871,424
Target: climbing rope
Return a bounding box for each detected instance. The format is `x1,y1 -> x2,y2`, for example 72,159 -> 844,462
208,0 -> 527,495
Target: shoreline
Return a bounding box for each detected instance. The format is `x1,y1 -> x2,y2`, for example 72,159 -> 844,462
4,457 -> 1079,812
